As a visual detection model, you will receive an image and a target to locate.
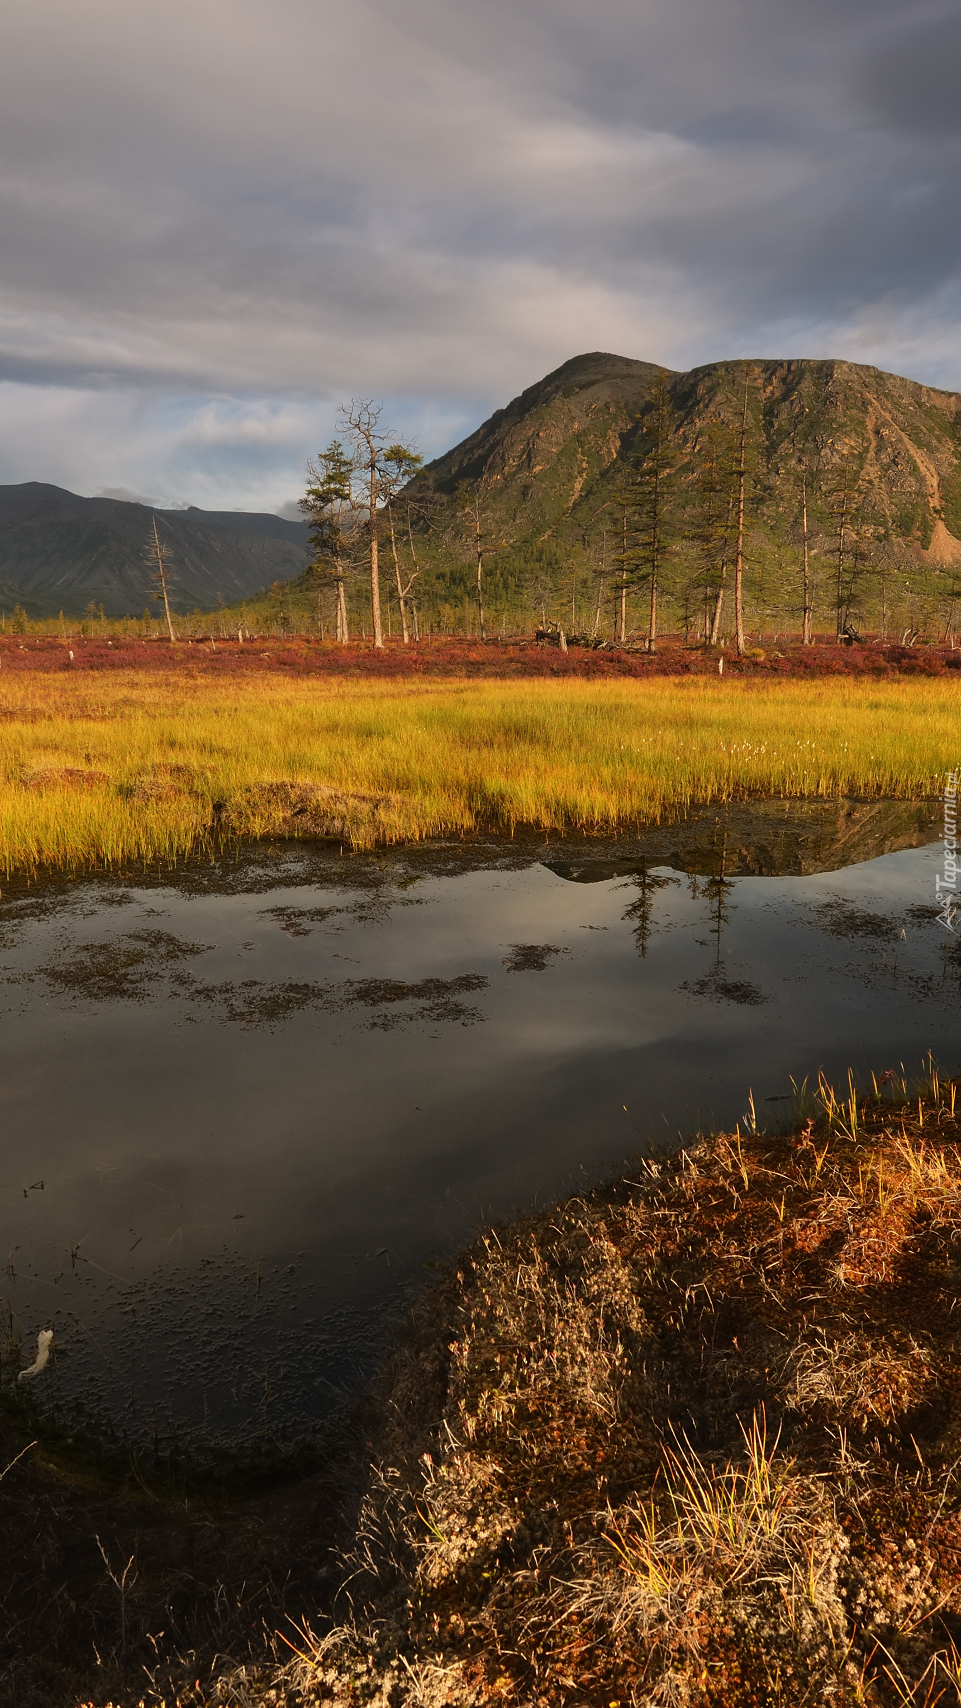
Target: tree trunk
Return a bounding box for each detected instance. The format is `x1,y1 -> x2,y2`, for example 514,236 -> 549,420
801,478 -> 812,645
834,485 -> 851,643
388,509 -> 410,643
369,458 -> 384,648
152,519 -> 177,643
475,510 -> 486,641
733,381 -> 748,657
406,511 -> 422,642
647,468 -> 659,654
709,572 -> 726,645
336,577 -> 349,643
618,516 -> 628,642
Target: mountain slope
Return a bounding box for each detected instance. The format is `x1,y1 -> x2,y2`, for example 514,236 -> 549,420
412,351 -> 961,565
0,484 -> 310,617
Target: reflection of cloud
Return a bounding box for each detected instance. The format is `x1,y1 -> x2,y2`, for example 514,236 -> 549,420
0,0 -> 958,502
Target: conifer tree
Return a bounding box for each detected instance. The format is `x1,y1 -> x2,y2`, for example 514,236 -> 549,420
613,372 -> 678,652
301,440 -> 356,643
693,420 -> 736,644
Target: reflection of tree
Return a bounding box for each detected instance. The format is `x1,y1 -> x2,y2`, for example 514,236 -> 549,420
682,838 -> 766,1006
621,864 -> 679,957
703,840 -> 735,972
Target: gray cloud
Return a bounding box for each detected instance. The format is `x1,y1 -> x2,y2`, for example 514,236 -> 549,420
0,0 -> 958,507
859,7 -> 961,137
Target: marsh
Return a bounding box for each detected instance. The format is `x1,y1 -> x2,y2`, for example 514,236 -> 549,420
1,797 -> 954,1451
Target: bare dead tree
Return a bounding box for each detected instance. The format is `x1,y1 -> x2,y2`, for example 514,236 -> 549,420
145,516 -> 177,642
800,474 -> 813,645
406,503 -> 426,639
383,448 -> 424,643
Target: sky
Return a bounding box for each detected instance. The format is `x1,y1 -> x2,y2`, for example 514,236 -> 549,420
0,0 -> 959,514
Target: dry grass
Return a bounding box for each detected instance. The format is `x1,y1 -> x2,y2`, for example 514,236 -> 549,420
0,671 -> 957,873
267,1069 -> 961,1708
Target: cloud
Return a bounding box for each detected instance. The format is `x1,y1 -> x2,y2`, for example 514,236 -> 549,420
0,0 -> 958,504
97,487 -> 161,506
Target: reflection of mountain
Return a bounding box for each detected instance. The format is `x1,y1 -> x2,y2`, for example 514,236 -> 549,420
544,797 -> 941,882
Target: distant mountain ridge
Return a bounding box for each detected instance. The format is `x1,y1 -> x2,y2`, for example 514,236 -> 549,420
0,483 -> 310,617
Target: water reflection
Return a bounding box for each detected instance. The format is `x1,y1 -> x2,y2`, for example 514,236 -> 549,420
0,796 -> 953,1450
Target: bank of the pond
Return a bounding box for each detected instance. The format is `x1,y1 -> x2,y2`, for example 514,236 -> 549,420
0,672 -> 957,874
6,1071 -> 961,1707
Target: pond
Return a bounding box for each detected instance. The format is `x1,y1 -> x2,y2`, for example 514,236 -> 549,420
1,796 -> 955,1454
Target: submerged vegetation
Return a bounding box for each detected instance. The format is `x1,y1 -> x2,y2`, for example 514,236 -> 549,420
0,666 -> 957,874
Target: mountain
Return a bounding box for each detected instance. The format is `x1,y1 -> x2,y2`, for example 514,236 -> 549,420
0,484 -> 310,617
414,351 -> 961,554
398,352 -> 961,636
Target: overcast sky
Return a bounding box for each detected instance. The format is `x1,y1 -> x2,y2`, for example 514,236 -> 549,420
0,0 -> 958,511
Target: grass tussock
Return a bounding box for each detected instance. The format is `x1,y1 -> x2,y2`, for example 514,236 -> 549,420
271,1068 -> 961,1708
0,671 -> 957,874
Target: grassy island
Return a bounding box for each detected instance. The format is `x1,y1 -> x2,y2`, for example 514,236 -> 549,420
0,657 -> 957,873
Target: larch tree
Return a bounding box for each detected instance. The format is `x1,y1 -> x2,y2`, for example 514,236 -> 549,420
301,440 -> 356,642
731,374 -> 752,657
453,482 -> 509,641
693,420 -> 736,645
825,470 -> 861,642
615,371 -> 678,653
800,473 -> 813,645
340,401 -> 419,649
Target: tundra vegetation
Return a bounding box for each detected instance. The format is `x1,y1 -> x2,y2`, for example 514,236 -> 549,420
0,668 -> 957,874
7,1070 -> 961,1706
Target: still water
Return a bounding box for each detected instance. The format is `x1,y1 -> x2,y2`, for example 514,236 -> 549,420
1,798 -> 955,1450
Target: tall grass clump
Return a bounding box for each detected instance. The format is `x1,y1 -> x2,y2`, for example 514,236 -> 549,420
268,1070 -> 961,1707
0,671 -> 956,873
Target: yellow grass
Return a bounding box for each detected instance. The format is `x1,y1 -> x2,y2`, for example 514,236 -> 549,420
0,670 -> 957,873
